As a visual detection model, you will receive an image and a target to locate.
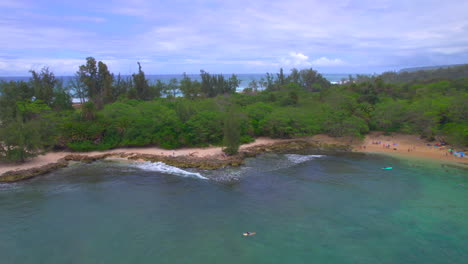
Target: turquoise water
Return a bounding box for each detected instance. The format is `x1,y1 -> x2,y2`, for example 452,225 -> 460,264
0,153 -> 467,263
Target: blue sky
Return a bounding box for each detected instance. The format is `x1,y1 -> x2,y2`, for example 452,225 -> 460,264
1,0 -> 467,76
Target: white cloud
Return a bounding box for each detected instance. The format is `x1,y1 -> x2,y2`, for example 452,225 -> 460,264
311,57 -> 346,66
280,54 -> 346,68
280,52 -> 312,67
0,58 -> 83,76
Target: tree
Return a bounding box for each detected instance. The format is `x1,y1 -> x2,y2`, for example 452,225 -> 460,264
265,72 -> 276,91
200,70 -> 214,97
0,81 -> 34,121
223,107 -> 241,155
69,73 -> 87,104
299,68 -> 330,91
186,111 -> 224,145
166,78 -> 179,98
200,70 -> 239,97
179,73 -> 201,99
81,101 -> 97,121
228,74 -> 241,93
52,80 -> 73,111
77,57 -> 116,108
247,80 -> 259,93
133,62 -> 150,100
288,68 -> 300,85
78,57 -> 99,106
276,68 -> 286,87
153,80 -> 166,99
289,90 -> 299,105
98,61 -> 114,105
113,73 -> 133,100
0,101 -> 57,162
30,67 -> 57,106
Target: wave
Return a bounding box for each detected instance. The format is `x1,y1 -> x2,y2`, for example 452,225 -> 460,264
0,183 -> 22,192
285,154 -> 324,164
131,161 -> 208,180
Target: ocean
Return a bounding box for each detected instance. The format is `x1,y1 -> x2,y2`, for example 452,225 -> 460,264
0,152 -> 466,263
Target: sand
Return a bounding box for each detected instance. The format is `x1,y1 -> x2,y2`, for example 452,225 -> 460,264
355,132 -> 467,165
1,134 -> 466,176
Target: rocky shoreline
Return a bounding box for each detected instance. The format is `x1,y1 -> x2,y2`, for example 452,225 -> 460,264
0,139 -> 351,183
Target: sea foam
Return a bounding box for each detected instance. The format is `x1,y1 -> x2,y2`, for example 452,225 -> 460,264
131,161 -> 208,180
285,154 -> 324,164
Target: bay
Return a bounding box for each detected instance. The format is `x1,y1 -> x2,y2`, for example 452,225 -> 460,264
0,153 -> 466,264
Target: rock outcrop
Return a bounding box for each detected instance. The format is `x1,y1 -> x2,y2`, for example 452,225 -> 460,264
0,159 -> 69,183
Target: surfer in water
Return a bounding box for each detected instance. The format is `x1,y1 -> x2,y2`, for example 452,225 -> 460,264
243,232 -> 256,237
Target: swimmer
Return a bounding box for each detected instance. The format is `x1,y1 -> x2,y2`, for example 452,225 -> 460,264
243,232 -> 256,237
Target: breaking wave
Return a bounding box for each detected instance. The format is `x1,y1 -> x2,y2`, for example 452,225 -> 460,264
285,154 -> 324,164
131,161 -> 208,180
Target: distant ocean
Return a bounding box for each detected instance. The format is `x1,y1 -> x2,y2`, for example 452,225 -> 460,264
0,73 -> 355,91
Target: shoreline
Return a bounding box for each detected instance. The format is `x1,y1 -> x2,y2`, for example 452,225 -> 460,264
354,132 -> 467,167
0,138 -> 291,176
1,137 -> 348,182
1,133 -> 466,182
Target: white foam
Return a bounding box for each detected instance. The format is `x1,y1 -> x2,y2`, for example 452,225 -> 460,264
0,183 -> 20,191
131,161 -> 208,180
285,154 -> 324,164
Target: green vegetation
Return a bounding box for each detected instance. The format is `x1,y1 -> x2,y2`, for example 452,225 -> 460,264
223,106 -> 242,155
355,64 -> 468,83
1,59 -> 467,162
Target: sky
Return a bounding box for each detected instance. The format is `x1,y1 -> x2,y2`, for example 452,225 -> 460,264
1,0 -> 467,76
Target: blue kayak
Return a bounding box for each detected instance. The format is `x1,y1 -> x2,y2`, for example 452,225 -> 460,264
382,167 -> 393,170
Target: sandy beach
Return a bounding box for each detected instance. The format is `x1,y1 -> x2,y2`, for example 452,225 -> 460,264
355,132 -> 467,165
1,133 -> 466,177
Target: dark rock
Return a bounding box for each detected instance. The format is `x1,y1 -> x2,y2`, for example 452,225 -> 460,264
0,159 -> 69,183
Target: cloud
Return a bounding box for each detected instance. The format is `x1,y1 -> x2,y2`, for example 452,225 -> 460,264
0,57 -> 136,76
0,0 -> 468,75
0,58 -> 83,76
280,52 -> 312,67
311,57 -> 346,66
279,53 -> 346,68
